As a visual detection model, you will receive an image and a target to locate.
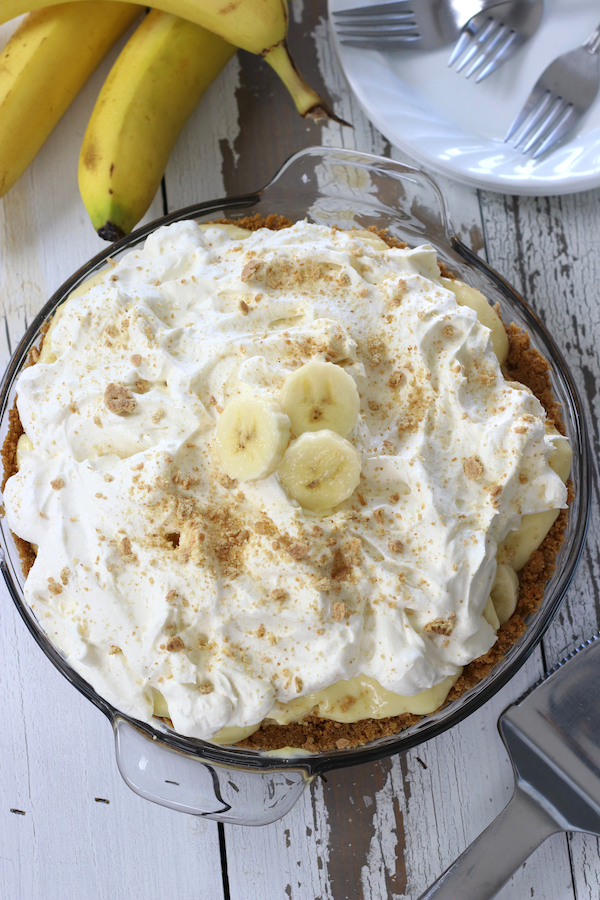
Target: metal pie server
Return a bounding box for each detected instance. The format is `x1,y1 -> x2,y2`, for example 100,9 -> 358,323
418,635 -> 600,900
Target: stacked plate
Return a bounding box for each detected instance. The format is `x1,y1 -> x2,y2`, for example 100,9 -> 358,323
328,0 -> 600,194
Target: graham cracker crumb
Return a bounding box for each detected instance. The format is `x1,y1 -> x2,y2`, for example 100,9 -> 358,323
166,636 -> 185,652
241,260 -> 261,282
287,541 -> 309,561
50,478 -> 64,490
463,456 -> 484,480
120,536 -> 136,562
332,601 -> 347,621
105,383 -> 136,416
424,615 -> 456,636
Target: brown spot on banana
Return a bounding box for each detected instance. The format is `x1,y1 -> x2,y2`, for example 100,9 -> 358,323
83,143 -> 98,170
98,222 -> 126,243
219,1 -> 241,12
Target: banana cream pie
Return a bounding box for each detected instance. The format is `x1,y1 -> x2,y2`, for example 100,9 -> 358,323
2,216 -> 571,751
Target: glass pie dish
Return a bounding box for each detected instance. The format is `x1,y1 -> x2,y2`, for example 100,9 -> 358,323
0,147 -> 590,826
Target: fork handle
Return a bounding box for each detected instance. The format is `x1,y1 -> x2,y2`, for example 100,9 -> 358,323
583,22 -> 600,56
416,785 -> 562,900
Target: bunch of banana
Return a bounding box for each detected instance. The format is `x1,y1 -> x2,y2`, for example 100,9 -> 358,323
0,0 -> 336,118
79,10 -> 236,240
0,1 -> 141,198
215,361 -> 363,513
0,0 -> 341,235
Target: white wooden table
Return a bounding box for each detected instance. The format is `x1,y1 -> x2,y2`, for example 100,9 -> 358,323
1,3 -> 599,898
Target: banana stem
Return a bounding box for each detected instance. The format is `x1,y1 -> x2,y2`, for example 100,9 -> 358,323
263,40 -> 349,124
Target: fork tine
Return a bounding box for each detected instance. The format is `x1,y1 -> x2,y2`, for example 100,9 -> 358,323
333,1 -> 413,18
513,92 -> 555,147
522,97 -> 567,153
504,84 -> 549,142
475,30 -> 518,82
464,23 -> 508,78
337,22 -> 417,34
532,105 -> 577,158
340,35 -> 420,47
454,19 -> 497,73
447,30 -> 472,67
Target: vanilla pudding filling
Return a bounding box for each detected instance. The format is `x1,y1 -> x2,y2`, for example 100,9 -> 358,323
4,220 -> 570,744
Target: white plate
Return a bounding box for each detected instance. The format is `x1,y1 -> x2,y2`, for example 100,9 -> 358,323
329,0 -> 600,194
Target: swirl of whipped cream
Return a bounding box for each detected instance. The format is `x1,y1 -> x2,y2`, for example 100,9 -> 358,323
4,221 -> 568,739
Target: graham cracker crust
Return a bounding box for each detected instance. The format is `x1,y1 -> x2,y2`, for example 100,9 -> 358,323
1,219 -> 571,752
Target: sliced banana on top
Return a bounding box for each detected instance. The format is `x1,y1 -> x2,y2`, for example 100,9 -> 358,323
280,360 -> 360,438
215,396 -> 291,481
278,430 -> 362,513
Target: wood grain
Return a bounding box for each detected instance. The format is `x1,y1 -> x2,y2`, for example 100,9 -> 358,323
479,187 -> 600,900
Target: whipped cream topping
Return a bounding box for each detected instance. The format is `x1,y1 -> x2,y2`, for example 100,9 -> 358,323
4,221 -> 568,740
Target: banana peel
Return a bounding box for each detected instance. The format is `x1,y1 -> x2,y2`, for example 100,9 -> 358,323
0,1 -> 141,198
0,0 -> 346,120
79,10 -> 236,240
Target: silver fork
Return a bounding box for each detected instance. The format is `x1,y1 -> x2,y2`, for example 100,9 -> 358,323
448,0 -> 544,82
332,0 -> 509,52
505,21 -> 600,158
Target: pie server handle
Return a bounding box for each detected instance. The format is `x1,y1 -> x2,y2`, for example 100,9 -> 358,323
416,784 -> 561,900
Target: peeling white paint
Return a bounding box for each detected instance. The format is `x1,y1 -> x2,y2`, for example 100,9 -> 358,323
291,0 -> 305,24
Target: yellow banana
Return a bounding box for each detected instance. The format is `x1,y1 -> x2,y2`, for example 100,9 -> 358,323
0,1 -> 142,198
0,0 -> 339,119
79,10 -> 236,240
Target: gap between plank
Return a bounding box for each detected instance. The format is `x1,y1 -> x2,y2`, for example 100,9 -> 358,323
161,177 -> 169,217
218,821 -> 232,900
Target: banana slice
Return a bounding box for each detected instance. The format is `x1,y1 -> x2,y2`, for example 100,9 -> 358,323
441,278 -> 509,364
280,360 -> 360,437
278,430 -> 361,512
215,396 -> 291,481
490,563 -> 519,625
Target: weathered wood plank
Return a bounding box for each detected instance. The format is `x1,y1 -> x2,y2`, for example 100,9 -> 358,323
1,596 -> 225,900
224,653 -> 575,900
0,20 -> 224,899
478,187 -> 600,900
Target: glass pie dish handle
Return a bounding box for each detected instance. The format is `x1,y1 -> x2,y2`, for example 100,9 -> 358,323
113,717 -> 314,826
